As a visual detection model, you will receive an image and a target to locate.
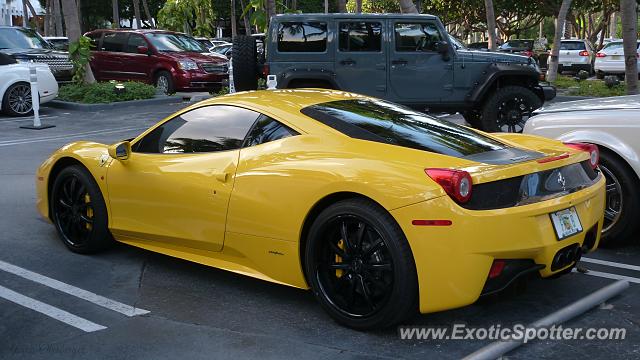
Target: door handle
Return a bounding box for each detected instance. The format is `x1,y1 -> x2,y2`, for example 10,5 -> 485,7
340,59 -> 356,66
391,59 -> 408,66
214,172 -> 230,183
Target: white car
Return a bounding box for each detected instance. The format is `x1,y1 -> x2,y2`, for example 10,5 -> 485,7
524,96 -> 640,246
594,40 -> 640,79
0,61 -> 58,116
553,39 -> 594,74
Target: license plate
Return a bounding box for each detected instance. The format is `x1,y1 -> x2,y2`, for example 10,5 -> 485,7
611,55 -> 622,60
550,207 -> 583,240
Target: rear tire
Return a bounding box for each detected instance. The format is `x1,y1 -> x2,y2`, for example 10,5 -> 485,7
480,86 -> 542,133
598,150 -> 640,247
304,198 -> 418,330
595,71 -> 605,80
50,165 -> 113,254
2,82 -> 33,116
232,35 -> 259,91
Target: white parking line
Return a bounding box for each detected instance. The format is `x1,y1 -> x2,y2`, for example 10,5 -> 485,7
0,126 -> 147,147
573,268 -> 640,284
581,257 -> 640,272
0,260 -> 149,317
0,285 -> 107,332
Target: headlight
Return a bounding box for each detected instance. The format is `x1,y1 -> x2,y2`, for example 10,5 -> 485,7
178,60 -> 198,70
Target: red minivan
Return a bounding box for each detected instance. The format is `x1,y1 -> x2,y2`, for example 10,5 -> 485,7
85,29 -> 229,94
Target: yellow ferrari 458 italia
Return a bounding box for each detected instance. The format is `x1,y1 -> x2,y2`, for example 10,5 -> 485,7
36,89 -> 605,329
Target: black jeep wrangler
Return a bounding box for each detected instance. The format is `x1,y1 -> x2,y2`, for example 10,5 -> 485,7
232,13 -> 556,132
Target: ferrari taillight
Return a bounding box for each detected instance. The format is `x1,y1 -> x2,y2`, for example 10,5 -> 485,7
564,142 -> 599,169
425,168 -> 473,204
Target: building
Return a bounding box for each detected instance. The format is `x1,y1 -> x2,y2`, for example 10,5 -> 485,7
0,0 -> 43,27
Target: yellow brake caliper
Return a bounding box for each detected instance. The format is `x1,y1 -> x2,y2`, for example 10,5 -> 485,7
335,239 -> 345,278
84,194 -> 93,231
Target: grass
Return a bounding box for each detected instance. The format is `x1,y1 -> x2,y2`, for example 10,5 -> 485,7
551,76 -> 626,97
58,81 -> 156,104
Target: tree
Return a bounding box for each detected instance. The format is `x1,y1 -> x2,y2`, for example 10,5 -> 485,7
484,0 -> 497,50
157,0 -> 214,36
239,0 -> 252,34
53,0 -> 63,36
399,0 -> 418,13
112,0 -> 120,28
547,0 -> 572,82
231,0 -> 238,37
267,0 -> 276,23
133,0 -> 142,29
355,0 -> 362,13
337,0 -> 346,12
620,0 -> 638,94
142,0 -> 156,28
60,0 -> 95,83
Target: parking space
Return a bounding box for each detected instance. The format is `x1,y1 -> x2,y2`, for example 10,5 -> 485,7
1,101 -> 639,359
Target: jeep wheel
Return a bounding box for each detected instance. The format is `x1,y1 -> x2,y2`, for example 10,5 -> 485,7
232,35 -> 258,91
480,86 -> 542,133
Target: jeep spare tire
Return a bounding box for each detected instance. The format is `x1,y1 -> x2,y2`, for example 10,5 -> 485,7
232,35 -> 259,91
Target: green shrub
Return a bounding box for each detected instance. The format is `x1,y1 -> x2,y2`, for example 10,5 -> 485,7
58,81 -> 156,104
552,76 -> 626,97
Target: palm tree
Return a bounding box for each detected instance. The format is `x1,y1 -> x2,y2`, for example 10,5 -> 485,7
231,0 -> 238,37
142,0 -> 155,28
484,0 -> 497,51
547,0 -> 572,82
355,0 -> 362,13
399,0 -> 418,14
112,0 -> 120,28
133,0 -> 142,29
620,0 -> 638,94
337,0 -> 346,12
267,0 -> 276,24
60,0 -> 95,83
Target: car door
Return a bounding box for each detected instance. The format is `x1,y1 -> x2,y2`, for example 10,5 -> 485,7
86,32 -> 105,80
334,20 -> 387,96
99,31 -> 128,80
121,33 -> 153,83
106,105 -> 260,252
389,21 -> 453,103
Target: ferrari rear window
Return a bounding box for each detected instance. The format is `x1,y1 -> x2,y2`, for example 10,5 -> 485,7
301,99 -> 507,157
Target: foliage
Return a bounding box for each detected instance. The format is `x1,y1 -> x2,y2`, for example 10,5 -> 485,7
346,0 -> 400,13
157,0 -> 215,36
552,76 -> 626,97
58,81 -> 156,103
68,36 -> 93,85
242,0 -> 299,33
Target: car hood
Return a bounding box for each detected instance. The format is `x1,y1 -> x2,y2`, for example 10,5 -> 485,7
534,95 -> 640,114
1,48 -> 68,57
161,51 -> 227,63
456,50 -> 531,64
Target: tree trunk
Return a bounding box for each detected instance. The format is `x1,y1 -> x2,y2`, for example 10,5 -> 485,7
267,0 -> 276,24
231,0 -> 237,37
337,0 -> 346,12
355,0 -> 362,13
324,0 -> 328,13
22,0 -> 28,27
399,0 -> 418,14
133,0 -> 142,29
142,0 -> 155,28
45,0 -> 52,35
112,0 -> 120,28
25,1 -> 39,31
239,0 -> 251,35
484,0 -> 497,51
547,0 -> 572,82
291,0 -> 297,11
60,0 -> 81,41
610,12 -> 617,39
620,0 -> 638,94
54,0 -> 63,36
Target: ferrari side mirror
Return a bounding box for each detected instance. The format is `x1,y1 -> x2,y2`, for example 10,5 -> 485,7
108,141 -> 131,161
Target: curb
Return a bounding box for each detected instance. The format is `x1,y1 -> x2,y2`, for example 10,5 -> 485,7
45,95 -> 186,111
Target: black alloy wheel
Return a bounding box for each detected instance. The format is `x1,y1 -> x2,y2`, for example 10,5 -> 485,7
305,198 -> 417,330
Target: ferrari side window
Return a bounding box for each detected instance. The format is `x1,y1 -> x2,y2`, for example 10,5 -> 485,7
243,115 -> 298,147
133,105 -> 259,154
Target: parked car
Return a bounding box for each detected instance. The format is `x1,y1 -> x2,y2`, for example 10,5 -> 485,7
0,26 -> 73,83
37,89 -> 604,329
550,39 -> 594,74
194,37 -> 214,50
498,39 -> 535,57
0,53 -> 58,116
211,43 -> 232,58
44,36 -> 69,51
84,29 -> 229,94
232,13 -> 555,132
524,95 -> 640,246
467,41 -> 489,51
594,40 -> 640,79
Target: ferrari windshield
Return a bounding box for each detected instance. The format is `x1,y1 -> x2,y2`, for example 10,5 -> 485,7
301,99 -> 507,157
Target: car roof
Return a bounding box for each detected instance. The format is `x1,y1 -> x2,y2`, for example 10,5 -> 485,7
86,29 -> 187,35
273,13 -> 438,21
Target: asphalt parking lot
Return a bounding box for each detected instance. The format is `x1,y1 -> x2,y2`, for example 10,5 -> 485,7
1,99 -> 639,359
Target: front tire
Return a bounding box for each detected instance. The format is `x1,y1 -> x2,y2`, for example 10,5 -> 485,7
480,86 -> 542,133
155,70 -> 174,95
50,165 -> 112,254
304,198 -> 418,330
2,82 -> 33,116
598,150 -> 640,247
